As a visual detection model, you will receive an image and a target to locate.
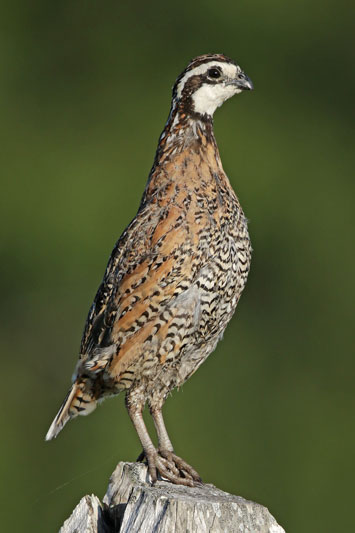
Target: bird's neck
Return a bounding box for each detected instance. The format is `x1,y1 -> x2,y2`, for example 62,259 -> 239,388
153,104 -> 223,171
140,105 -> 227,207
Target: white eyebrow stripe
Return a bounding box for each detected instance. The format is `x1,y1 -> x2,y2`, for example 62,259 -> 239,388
176,61 -> 238,98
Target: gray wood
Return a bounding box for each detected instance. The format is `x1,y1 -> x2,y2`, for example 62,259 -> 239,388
59,494 -> 111,533
60,462 -> 285,533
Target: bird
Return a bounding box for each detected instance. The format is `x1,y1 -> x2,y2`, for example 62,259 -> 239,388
46,53 -> 253,487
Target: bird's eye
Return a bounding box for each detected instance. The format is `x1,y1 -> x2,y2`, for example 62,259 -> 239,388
208,68 -> 221,79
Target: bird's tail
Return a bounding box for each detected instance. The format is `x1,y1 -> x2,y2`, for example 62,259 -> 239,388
45,380 -> 97,441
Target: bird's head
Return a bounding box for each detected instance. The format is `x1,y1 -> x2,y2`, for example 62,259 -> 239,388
172,54 -> 253,120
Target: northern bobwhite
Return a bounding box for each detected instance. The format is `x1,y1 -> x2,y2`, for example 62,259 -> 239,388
46,53 -> 253,487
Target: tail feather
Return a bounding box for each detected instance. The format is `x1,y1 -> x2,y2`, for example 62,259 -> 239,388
45,381 -> 97,441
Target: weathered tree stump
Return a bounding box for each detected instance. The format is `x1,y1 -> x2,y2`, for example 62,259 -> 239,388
60,462 -> 285,532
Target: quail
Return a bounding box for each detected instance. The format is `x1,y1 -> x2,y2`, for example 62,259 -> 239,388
46,53 -> 253,487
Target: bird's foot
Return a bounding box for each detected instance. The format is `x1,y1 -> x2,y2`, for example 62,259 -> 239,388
159,449 -> 202,485
140,448 -> 202,487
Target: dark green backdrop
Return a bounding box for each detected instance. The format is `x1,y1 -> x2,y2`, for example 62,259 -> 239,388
1,1 -> 354,531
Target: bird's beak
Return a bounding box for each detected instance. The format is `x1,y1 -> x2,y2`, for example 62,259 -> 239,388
227,71 -> 254,91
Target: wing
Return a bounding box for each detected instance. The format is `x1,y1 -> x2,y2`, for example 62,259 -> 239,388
77,181 -> 208,380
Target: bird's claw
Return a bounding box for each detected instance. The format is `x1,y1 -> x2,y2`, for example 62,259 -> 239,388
140,449 -> 202,487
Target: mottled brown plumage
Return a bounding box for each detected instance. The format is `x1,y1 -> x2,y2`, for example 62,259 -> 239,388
46,54 -> 253,486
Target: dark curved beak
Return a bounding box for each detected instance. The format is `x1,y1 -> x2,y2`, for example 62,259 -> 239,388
228,71 -> 254,91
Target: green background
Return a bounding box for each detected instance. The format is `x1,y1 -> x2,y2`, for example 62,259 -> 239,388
1,1 -> 354,531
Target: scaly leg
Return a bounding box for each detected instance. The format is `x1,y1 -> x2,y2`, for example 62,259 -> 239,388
150,406 -> 202,484
150,407 -> 173,452
126,397 -> 195,486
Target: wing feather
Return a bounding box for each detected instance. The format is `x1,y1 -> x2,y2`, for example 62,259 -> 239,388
77,196 -> 201,380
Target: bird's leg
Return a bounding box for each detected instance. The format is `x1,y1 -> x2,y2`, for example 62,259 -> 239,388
126,402 -> 155,473
150,406 -> 174,452
150,406 -> 202,484
125,396 -> 195,486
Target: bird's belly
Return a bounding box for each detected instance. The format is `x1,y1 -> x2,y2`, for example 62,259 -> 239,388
146,229 -> 252,395
195,229 -> 251,338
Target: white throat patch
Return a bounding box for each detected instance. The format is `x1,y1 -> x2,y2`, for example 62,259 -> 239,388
192,84 -> 241,116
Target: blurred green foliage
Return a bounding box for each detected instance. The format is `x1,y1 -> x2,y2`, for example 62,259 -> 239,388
1,1 -> 354,531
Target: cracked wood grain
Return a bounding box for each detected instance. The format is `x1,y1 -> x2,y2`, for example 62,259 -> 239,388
60,462 -> 285,533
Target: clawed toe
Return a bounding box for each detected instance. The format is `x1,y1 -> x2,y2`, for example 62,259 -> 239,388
164,451 -> 202,483
157,449 -> 202,485
139,448 -> 201,487
159,450 -> 202,482
159,454 -> 180,477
